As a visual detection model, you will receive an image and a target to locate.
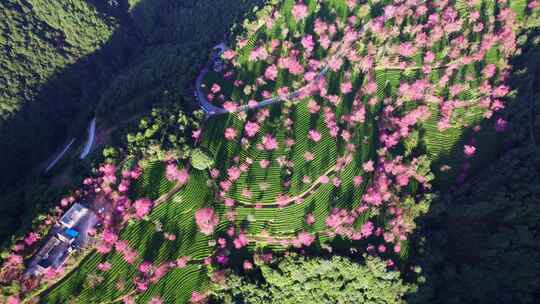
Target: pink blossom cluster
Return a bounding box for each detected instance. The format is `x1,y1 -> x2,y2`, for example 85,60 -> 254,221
165,162 -> 190,184
96,232 -> 138,266
195,208 -> 219,235
325,207 -> 371,240
291,2 -> 309,22
190,291 -> 208,304
133,198 -> 153,219
244,121 -> 260,137
292,231 -> 315,247
261,134 -> 278,150
249,46 -> 269,62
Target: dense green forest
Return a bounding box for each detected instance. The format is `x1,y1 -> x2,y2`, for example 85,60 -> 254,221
0,0 -> 115,120
410,26 -> 540,304
212,254 -> 415,303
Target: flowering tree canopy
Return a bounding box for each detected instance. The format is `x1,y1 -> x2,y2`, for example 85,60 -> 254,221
195,208 -> 219,235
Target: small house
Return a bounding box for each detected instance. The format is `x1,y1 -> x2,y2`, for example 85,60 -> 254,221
25,202 -> 99,277
26,236 -> 72,276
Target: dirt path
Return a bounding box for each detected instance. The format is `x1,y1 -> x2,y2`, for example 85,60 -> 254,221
154,180 -> 188,206
232,164 -> 337,208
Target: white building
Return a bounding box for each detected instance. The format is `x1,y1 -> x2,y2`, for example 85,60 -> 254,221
59,203 -> 90,229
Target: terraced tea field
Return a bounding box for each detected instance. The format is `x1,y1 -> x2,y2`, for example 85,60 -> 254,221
37,0 -> 535,303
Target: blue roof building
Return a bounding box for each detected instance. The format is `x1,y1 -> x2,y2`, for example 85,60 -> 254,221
25,202 -> 98,277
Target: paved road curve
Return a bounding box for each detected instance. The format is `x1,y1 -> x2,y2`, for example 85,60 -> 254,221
80,117 -> 96,159
44,138 -> 76,173
195,40 -> 351,118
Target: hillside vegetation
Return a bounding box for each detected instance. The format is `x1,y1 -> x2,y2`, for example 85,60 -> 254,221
0,0 -> 114,120
0,0 -> 539,304
0,0 -> 264,247
410,24 -> 540,304
0,0 -> 119,245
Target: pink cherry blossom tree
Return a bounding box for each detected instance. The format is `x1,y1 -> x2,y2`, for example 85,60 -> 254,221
195,208 -> 219,235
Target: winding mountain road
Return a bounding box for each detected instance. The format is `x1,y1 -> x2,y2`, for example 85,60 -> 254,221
44,138 -> 76,173
42,116 -> 97,174
195,41 -> 350,117
80,117 -> 96,159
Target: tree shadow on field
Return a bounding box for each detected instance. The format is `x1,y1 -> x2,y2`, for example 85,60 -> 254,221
0,0 -> 264,245
408,27 -> 540,304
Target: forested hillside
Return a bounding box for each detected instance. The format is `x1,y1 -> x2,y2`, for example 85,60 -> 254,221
0,0 -> 115,120
410,23 -> 540,304
0,0 -> 264,245
0,0 -> 121,243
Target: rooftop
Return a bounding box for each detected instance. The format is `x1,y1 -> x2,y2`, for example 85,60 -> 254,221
35,236 -> 71,270
59,203 -> 90,228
